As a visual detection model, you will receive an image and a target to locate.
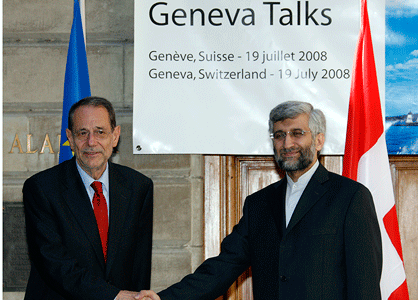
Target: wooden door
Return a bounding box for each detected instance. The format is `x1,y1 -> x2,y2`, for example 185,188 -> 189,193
204,155 -> 282,300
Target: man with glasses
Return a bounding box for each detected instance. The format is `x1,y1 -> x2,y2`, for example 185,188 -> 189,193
139,101 -> 382,300
23,97 -> 153,300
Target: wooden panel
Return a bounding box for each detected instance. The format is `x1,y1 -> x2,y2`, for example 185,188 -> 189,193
389,156 -> 418,299
204,155 -> 235,300
204,155 -> 416,299
204,156 -> 282,300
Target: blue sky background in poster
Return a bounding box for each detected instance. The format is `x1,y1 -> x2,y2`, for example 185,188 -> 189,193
386,1 -> 418,154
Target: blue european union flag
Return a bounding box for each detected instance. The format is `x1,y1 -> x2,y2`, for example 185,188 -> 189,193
59,0 -> 91,163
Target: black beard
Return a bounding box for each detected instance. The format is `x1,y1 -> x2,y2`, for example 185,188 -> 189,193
275,142 -> 316,172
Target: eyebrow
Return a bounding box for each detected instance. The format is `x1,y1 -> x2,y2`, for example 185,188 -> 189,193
273,127 -> 304,132
75,126 -> 107,132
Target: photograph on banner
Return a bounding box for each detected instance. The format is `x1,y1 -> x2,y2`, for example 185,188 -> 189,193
385,0 -> 418,154
133,0 -> 385,154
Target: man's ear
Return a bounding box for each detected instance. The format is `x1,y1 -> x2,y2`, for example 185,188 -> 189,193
112,125 -> 121,148
66,129 -> 74,151
315,132 -> 325,152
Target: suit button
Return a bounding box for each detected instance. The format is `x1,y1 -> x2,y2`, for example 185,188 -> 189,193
280,275 -> 287,282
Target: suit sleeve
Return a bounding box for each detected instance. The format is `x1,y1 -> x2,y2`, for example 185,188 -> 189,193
23,177 -> 120,300
132,179 -> 153,291
344,185 -> 382,299
158,200 -> 252,300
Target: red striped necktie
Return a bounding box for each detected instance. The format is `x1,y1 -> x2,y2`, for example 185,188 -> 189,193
91,181 -> 109,262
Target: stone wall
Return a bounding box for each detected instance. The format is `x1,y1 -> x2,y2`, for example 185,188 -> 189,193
3,0 -> 203,298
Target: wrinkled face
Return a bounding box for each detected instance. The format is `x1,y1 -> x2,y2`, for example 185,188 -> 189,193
66,105 -> 120,179
272,113 -> 324,179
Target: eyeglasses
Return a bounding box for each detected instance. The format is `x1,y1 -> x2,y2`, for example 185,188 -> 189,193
270,129 -> 311,141
73,129 -> 111,141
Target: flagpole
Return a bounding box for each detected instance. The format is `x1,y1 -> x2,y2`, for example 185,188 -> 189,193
80,0 -> 86,46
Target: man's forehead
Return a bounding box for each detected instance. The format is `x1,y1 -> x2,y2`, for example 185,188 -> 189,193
273,114 -> 310,129
72,106 -> 111,128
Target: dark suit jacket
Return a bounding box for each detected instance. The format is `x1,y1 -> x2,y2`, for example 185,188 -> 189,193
158,164 -> 382,300
23,157 -> 153,300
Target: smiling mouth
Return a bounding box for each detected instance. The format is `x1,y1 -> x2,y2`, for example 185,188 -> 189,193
280,148 -> 300,158
281,154 -> 299,161
283,152 -> 297,157
83,151 -> 101,156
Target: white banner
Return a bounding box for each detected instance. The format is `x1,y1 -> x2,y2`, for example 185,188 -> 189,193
133,0 -> 385,154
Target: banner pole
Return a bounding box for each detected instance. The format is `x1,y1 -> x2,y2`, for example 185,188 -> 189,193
79,0 -> 86,46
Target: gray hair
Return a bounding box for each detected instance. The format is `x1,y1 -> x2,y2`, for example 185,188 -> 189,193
269,101 -> 326,138
68,96 -> 116,132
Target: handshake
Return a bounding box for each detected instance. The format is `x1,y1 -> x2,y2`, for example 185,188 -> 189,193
117,290 -> 160,300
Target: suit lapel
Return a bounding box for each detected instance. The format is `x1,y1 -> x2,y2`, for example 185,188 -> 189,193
61,158 -> 105,269
269,179 -> 287,239
285,164 -> 329,234
105,162 -> 132,275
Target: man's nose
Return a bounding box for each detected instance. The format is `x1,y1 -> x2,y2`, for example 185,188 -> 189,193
283,134 -> 295,148
86,132 -> 98,146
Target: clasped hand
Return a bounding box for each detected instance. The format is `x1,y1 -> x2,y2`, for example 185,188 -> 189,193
115,290 -> 160,300
135,290 -> 160,300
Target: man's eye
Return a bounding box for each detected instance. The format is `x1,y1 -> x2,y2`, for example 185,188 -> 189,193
292,130 -> 303,137
274,132 -> 285,139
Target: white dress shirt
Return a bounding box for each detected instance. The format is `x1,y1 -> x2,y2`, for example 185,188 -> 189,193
285,160 -> 319,227
76,161 -> 110,218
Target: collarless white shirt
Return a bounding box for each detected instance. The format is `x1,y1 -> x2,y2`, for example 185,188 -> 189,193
285,160 -> 319,227
76,161 -> 110,217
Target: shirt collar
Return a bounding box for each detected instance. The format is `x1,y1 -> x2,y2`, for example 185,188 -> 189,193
286,159 -> 319,188
76,161 -> 110,193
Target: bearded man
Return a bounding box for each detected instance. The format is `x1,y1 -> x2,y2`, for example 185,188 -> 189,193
139,101 -> 382,300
